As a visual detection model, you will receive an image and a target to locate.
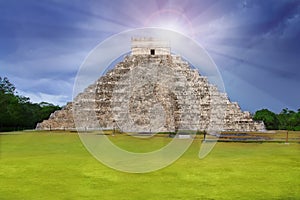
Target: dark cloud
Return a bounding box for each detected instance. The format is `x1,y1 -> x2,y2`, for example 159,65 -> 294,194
0,0 -> 299,111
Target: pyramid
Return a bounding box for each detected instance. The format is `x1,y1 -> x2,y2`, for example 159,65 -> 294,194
36,38 -> 265,132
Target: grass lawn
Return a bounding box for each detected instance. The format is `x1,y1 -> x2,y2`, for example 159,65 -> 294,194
0,131 -> 299,200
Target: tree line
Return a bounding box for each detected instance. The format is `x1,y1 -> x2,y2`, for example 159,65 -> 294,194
253,108 -> 300,130
1,77 -> 299,131
0,77 -> 61,131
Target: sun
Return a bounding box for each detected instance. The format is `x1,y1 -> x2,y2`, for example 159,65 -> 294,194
144,9 -> 195,38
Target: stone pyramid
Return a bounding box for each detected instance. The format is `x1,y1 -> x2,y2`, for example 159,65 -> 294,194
36,38 -> 265,132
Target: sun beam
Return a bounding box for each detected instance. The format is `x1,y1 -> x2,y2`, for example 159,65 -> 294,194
143,9 -> 195,38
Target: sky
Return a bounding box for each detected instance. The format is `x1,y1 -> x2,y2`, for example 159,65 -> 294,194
0,0 -> 299,113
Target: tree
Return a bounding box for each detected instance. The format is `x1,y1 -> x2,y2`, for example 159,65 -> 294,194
0,77 -> 61,131
277,108 -> 300,131
0,93 -> 20,129
0,77 -> 16,94
38,102 -> 60,121
295,110 -> 300,131
253,109 -> 279,130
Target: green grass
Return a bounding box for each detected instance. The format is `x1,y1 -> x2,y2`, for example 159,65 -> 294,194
0,131 -> 299,200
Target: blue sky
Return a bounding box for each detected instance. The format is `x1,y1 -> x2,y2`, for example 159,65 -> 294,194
0,0 -> 299,113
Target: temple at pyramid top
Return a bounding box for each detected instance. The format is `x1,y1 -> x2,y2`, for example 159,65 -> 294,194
131,37 -> 171,55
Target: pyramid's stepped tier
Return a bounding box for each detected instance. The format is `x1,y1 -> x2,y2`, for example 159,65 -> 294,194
36,54 -> 265,132
105,55 -> 206,132
35,102 -> 75,130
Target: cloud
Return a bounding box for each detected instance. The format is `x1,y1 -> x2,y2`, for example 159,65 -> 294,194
0,0 -> 299,112
17,90 -> 70,106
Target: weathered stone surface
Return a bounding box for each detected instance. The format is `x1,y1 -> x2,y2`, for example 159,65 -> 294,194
36,102 -> 75,130
36,38 -> 265,132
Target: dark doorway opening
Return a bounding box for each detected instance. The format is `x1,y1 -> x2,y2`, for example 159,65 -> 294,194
150,49 -> 155,55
